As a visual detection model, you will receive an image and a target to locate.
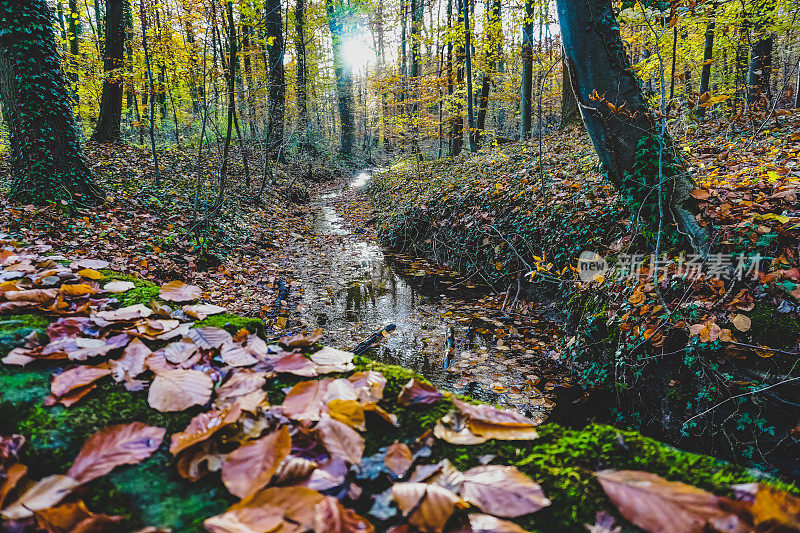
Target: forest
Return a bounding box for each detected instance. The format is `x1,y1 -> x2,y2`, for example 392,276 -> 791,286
1,0 -> 800,531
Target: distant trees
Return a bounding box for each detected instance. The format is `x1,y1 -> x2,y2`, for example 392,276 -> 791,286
0,0 -> 103,205
92,0 -> 126,141
326,0 -> 355,155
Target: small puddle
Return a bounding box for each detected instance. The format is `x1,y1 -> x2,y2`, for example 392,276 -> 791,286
301,170 -> 562,418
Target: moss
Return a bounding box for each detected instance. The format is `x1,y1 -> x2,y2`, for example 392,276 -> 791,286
99,271 -> 163,307
0,372 -> 195,478
0,314 -> 50,356
428,423 -> 797,532
196,312 -> 263,335
749,298 -> 800,349
83,452 -> 233,532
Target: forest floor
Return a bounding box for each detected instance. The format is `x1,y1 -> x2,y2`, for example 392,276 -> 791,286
1,116 -> 800,531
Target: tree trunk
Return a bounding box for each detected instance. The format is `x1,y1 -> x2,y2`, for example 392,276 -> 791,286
560,54 -> 579,127
520,0 -> 534,140
0,0 -> 103,205
474,0 -> 500,148
697,6 -> 716,119
409,0 -> 421,152
326,0 -> 355,155
555,0 -> 708,254
140,0 -> 159,188
265,0 -> 285,147
450,0 -> 464,156
463,0 -> 475,152
747,2 -> 774,106
295,0 -> 308,139
91,0 -> 125,142
217,0 -> 236,208
795,57 -> 800,108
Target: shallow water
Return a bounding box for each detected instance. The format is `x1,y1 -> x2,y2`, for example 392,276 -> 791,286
299,170 -> 560,417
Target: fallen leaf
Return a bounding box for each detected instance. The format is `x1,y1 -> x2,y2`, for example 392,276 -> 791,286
392,482 -> 469,533
102,280 -> 135,293
77,268 -> 105,280
109,338 -> 151,382
282,328 -> 324,348
328,399 -> 366,430
1,475 -> 80,520
148,369 -> 214,412
732,483 -> 800,531
222,426 -> 291,499
187,326 -> 233,349
730,314 -> 751,332
66,422 -> 165,484
313,495 -> 375,532
596,470 -> 746,533
454,513 -> 529,532
183,303 -> 227,319
159,280 -> 202,302
95,303 -> 153,321
34,500 -> 123,532
204,505 -> 286,533
397,379 -> 443,406
273,351 -> 318,376
170,404 -> 242,455
460,465 -> 550,517
348,370 -> 386,403
384,442 -> 414,478
310,346 -> 355,373
229,486 -> 325,530
452,399 -> 541,427
282,379 -> 331,421
315,415 -> 364,465
51,365 -> 111,399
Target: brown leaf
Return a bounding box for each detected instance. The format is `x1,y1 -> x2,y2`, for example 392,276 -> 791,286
230,486 -> 325,530
348,371 -> 386,403
392,482 -> 469,533
384,442 -> 413,478
159,340 -> 197,365
1,475 -> 80,520
274,456 -> 317,486
0,463 -> 28,509
328,399 -> 365,431
397,379 -> 443,406
215,370 -> 269,406
4,289 -> 57,304
109,338 -> 151,382
460,465 -> 550,517
220,342 -> 259,367
452,513 -> 529,533
51,365 -> 111,399
732,483 -> 800,531
66,422 -> 165,484
59,284 -> 97,298
147,369 -> 213,412
691,189 -> 711,200
452,399 -> 541,427
170,404 -> 242,455
282,328 -> 324,348
187,326 -> 233,350
281,379 -> 331,422
182,303 -> 227,320
204,505 -> 286,533
222,426 -> 291,499
159,280 -> 202,302
315,415 -> 364,465
730,314 -> 751,332
313,495 -> 375,532
273,351 -> 318,376
175,440 -> 225,482
596,470 -> 747,533
34,500 -> 122,533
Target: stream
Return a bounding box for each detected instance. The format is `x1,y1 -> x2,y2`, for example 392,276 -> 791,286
298,170 -> 567,419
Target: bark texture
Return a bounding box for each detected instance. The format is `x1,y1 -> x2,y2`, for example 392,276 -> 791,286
266,0 -> 285,146
326,0 -> 355,155
91,0 -> 126,142
0,0 -> 103,205
555,0 -> 708,254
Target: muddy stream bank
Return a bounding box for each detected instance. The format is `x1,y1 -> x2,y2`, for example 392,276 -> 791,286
296,170 -> 575,420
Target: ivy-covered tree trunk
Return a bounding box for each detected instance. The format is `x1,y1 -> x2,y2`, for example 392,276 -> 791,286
91,0 -> 125,142
555,0 -> 708,254
294,0 -> 308,139
697,5 -> 716,120
0,0 -> 103,205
